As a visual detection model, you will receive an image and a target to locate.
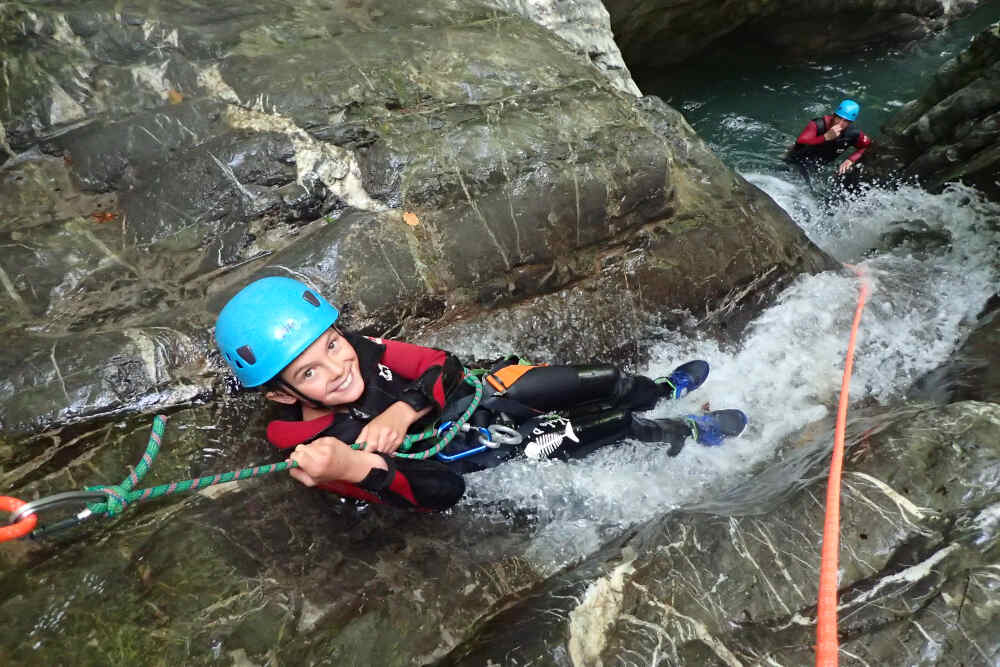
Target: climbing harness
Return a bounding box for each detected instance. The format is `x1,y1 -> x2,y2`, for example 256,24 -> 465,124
379,374 -> 485,459
0,375 -> 485,542
433,422 -> 523,462
523,414 -> 579,460
436,421 -> 523,448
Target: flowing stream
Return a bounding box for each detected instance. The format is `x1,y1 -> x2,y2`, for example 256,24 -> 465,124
459,181 -> 998,569
446,5 -> 1000,570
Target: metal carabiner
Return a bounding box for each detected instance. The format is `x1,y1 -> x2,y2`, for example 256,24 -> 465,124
484,424 -> 522,447
437,420 -> 521,449
8,490 -> 108,526
473,426 -> 495,448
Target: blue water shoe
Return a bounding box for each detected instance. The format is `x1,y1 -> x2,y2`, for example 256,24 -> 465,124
684,409 -> 748,447
655,360 -> 710,400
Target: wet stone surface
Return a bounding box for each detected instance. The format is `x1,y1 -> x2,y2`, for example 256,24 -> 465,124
0,0 -> 831,438
439,402 -> 1000,666
606,0 -> 981,68
867,21 -> 1000,201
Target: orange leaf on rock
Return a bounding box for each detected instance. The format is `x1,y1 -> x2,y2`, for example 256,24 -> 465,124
90,211 -> 118,223
167,89 -> 184,105
403,211 -> 420,227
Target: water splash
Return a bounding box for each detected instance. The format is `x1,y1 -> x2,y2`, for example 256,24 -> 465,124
461,177 -> 1000,569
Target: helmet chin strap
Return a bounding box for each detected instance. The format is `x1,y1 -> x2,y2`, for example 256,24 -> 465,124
276,378 -> 334,412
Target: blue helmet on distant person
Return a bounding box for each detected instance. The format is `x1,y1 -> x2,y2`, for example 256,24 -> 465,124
835,99 -> 860,122
215,277 -> 340,387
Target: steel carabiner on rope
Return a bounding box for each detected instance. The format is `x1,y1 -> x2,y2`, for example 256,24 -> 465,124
8,490 -> 109,525
2,490 -> 109,540
484,424 -> 522,447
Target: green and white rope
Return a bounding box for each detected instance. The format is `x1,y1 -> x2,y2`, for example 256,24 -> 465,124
85,375 -> 484,517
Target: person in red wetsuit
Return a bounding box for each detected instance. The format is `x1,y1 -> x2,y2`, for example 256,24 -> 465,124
785,99 -> 872,190
214,277 -> 748,511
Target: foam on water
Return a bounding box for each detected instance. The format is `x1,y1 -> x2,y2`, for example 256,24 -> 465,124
458,176 -> 1000,569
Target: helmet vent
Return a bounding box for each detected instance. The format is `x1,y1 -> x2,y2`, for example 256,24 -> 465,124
236,345 -> 257,365
302,291 -> 321,307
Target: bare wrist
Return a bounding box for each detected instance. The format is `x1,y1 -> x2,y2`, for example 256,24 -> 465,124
390,400 -> 430,424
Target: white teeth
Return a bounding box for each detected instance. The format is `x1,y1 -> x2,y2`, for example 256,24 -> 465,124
336,372 -> 352,391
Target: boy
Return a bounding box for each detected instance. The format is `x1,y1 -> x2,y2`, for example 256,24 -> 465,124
785,99 -> 872,192
215,277 -> 748,510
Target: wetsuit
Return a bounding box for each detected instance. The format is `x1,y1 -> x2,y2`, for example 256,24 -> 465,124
265,333 -> 691,511
785,115 -> 872,189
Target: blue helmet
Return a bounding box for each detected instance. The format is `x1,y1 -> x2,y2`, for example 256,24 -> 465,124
835,99 -> 860,122
214,277 -> 340,387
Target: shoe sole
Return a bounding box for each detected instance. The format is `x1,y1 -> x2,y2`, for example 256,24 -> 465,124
715,410 -> 749,438
685,410 -> 748,446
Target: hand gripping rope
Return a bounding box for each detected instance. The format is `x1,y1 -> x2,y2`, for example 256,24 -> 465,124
815,265 -> 870,666
0,374 -> 484,541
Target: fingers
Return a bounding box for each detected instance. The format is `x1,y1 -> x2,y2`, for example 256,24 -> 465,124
367,432 -> 401,452
357,424 -> 372,450
286,437 -> 387,488
288,466 -> 317,487
288,442 -> 335,486
377,436 -> 402,455
356,425 -> 402,453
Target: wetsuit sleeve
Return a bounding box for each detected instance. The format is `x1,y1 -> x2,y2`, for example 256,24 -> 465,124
375,338 -> 465,412
795,120 -> 826,145
355,454 -> 466,510
848,132 -> 872,162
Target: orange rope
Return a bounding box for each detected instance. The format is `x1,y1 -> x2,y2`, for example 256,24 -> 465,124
0,496 -> 38,542
816,264 -> 870,666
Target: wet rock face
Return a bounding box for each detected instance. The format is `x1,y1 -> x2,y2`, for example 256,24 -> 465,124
441,402 -> 1000,665
0,403 -> 558,665
0,0 -> 832,436
868,21 -> 1000,201
0,328 -> 209,436
911,295 -> 1000,404
489,0 -> 641,96
605,0 -> 981,67
606,402 -> 1000,666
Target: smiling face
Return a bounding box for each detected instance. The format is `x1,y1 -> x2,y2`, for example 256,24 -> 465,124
275,328 -> 365,407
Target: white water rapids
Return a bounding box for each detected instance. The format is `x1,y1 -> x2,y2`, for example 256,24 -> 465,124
448,178 -> 1000,570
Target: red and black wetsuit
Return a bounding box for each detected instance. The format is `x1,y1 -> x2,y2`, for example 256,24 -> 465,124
265,333 -> 690,511
786,115 -> 872,186
266,332 -> 469,512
